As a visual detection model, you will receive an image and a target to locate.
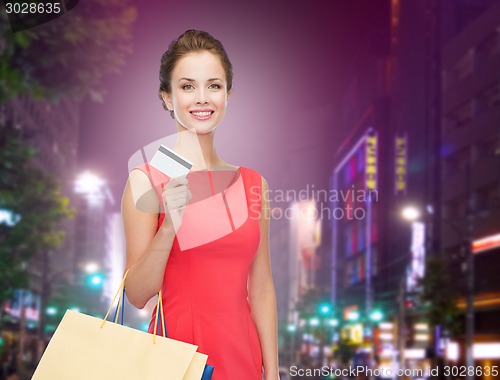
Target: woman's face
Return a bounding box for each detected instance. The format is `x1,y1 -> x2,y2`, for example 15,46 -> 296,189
163,51 -> 229,134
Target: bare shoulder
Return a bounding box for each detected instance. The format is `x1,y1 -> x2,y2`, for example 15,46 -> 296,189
260,175 -> 270,209
123,169 -> 160,214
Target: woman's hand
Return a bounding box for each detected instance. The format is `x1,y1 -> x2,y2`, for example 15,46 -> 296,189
161,176 -> 192,231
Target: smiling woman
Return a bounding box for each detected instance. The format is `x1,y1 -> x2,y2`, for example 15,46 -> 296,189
162,51 -> 230,135
157,30 -> 233,119
121,30 -> 279,380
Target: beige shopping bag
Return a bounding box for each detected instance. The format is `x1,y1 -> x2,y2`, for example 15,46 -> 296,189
32,274 -> 208,380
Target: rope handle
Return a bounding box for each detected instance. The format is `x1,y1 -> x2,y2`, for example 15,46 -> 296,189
101,270 -> 129,328
152,290 -> 167,344
100,270 -> 167,344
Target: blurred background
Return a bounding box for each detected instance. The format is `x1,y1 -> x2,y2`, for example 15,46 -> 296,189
1,0 -> 500,379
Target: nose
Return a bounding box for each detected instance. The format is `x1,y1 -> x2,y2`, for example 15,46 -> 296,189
195,88 -> 209,104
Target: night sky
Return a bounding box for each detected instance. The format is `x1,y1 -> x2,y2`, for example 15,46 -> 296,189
79,0 -> 389,206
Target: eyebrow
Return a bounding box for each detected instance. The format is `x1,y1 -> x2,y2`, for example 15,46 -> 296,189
178,77 -> 223,82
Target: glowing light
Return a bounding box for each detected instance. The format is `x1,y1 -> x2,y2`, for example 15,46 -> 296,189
404,348 -> 426,359
75,171 -> 105,196
309,318 -> 320,327
414,334 -> 430,341
91,275 -> 103,286
84,262 -> 99,273
85,272 -> 105,290
369,310 -> 383,322
347,311 -> 360,321
446,341 -> 459,362
473,343 -> 500,359
415,323 -> 429,331
379,333 -> 394,341
318,302 -> 333,316
328,319 -> 339,327
401,206 -> 420,221
0,209 -> 21,226
472,233 -> 500,254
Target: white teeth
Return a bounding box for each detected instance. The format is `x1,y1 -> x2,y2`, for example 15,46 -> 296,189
192,111 -> 211,117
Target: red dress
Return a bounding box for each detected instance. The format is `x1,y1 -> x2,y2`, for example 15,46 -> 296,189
134,163 -> 263,380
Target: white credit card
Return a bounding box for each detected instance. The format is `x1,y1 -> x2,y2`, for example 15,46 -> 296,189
149,145 -> 193,178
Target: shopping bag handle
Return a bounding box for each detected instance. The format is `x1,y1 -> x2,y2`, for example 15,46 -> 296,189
100,270 -> 167,344
152,289 -> 166,344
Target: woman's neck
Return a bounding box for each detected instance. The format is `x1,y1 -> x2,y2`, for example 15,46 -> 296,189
172,128 -> 222,170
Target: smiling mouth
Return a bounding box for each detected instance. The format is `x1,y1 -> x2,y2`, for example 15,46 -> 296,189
190,111 -> 214,118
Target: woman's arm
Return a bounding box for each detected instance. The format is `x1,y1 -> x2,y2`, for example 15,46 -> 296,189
248,176 -> 280,380
121,170 -> 177,309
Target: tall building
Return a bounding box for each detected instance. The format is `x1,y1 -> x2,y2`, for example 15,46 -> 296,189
440,0 -> 500,366
330,1 -> 393,351
73,172 -> 115,313
331,104 -> 392,348
331,0 -> 500,367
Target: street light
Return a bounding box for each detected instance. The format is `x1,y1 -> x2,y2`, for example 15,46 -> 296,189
401,206 -> 421,222
84,272 -> 105,291
328,318 -> 339,327
401,204 -> 476,379
309,317 -> 320,327
318,301 -> 333,317
84,262 -> 99,274
74,171 -> 106,200
399,205 -> 429,372
0,208 -> 21,226
369,310 -> 384,322
319,304 -> 332,316
347,310 -> 360,322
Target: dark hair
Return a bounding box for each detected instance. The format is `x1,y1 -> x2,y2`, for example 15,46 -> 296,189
159,30 -> 233,118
